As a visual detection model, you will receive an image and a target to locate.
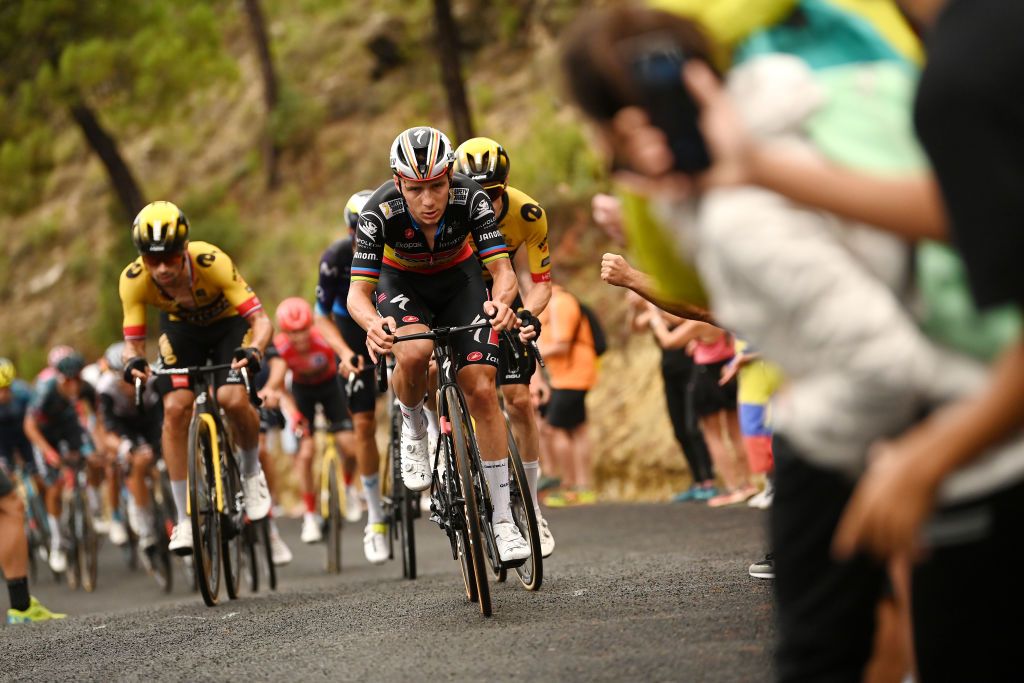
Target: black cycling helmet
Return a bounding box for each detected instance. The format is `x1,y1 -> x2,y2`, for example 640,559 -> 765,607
56,351 -> 86,379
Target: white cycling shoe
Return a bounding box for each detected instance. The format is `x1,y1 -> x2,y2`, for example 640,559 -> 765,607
363,523 -> 389,565
400,429 -> 431,492
301,514 -> 323,544
168,522 -> 194,556
270,525 -> 293,566
48,547 -> 68,574
493,520 -> 531,563
108,518 -> 129,546
344,485 -> 363,523
537,515 -> 556,558
242,472 -> 272,521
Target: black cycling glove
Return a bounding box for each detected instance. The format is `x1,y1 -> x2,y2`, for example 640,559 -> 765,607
233,347 -> 263,374
123,357 -> 149,384
517,309 -> 542,338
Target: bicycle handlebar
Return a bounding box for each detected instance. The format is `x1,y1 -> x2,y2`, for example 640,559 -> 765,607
374,320 -> 494,393
135,363 -> 262,409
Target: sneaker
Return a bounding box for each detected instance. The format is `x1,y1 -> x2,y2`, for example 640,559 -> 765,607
269,527 -> 293,566
6,597 -> 66,624
692,486 -> 718,501
168,522 -> 194,556
543,490 -> 574,508
242,472 -> 272,521
537,515 -> 555,558
48,547 -> 68,574
536,475 -> 561,492
708,486 -> 758,508
494,520 -> 531,562
344,485 -> 362,523
748,480 -> 774,509
748,554 -> 775,580
400,428 -> 431,492
301,515 -> 323,544
672,485 -> 702,503
108,518 -> 129,546
575,489 -> 597,505
363,523 -> 388,565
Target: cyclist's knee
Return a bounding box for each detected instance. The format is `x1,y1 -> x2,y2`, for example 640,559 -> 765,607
503,386 -> 532,421
0,491 -> 25,519
393,339 -> 433,375
352,411 -> 375,434
163,392 -> 194,427
215,384 -> 249,413
461,369 -> 499,410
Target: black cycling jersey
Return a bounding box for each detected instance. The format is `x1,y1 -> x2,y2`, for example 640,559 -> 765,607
350,173 -> 509,285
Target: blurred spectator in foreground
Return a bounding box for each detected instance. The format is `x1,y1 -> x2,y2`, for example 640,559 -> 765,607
562,3 -> 999,679
536,283 -> 598,507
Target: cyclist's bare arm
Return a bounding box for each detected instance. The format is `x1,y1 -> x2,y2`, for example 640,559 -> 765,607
123,339 -> 150,380
514,248 -> 552,316
22,413 -> 55,462
483,257 -> 519,331
348,280 -> 395,360
244,309 -> 273,356
313,312 -> 360,375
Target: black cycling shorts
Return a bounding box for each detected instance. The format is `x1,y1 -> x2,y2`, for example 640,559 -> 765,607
376,258 -> 500,371
689,360 -> 738,418
40,420 -> 95,484
0,426 -> 37,476
156,314 -> 251,394
0,467 -> 12,498
544,389 -> 588,430
497,336 -> 536,386
293,376 -> 352,433
106,412 -> 163,457
335,317 -> 376,414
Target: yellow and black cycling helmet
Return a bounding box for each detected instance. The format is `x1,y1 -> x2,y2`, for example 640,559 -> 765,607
343,190 -> 374,232
454,137 -> 510,198
0,358 -> 15,389
131,201 -> 189,255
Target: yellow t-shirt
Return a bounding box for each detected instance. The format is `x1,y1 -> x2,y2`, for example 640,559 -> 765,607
119,241 -> 262,340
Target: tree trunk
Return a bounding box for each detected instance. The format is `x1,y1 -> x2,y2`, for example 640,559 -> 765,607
433,0 -> 475,142
241,0 -> 281,189
68,101 -> 145,220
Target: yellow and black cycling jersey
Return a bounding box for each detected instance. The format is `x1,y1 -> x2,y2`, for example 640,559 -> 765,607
471,186 -> 551,284
119,241 -> 263,340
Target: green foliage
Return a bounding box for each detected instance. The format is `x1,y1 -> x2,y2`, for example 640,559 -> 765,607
269,85 -> 325,151
0,128 -> 53,213
513,94 -> 603,201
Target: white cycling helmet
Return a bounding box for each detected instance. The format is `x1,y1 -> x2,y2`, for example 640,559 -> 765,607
104,342 -> 126,372
344,190 -> 374,231
389,126 -> 454,182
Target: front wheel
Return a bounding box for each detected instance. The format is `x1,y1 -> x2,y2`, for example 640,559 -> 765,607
447,386 -> 492,617
507,431 -> 543,591
188,415 -> 221,606
326,459 -> 342,574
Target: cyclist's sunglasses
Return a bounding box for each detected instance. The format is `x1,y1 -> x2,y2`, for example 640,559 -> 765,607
142,252 -> 185,267
483,185 -> 506,202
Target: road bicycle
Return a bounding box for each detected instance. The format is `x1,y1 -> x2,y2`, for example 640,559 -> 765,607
377,320 -> 540,616
12,467 -> 56,583
147,363 -> 269,606
377,359 -> 417,580
317,417 -> 345,574
58,444 -> 100,593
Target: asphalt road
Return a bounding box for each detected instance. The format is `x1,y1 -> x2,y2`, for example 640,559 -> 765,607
1,503 -> 774,682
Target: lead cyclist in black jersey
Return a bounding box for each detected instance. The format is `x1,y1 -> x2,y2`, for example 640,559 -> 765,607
347,126 -> 530,563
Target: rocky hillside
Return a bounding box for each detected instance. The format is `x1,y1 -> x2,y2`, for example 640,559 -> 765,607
0,0 -> 694,499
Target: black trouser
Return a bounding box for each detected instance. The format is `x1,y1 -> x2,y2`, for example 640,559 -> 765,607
771,435 -> 886,683
661,355 -> 713,483
912,477 -> 1024,682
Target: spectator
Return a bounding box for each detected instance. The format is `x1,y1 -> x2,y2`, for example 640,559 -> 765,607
536,283 -> 599,507
1,467 -> 64,624
627,292 -> 717,502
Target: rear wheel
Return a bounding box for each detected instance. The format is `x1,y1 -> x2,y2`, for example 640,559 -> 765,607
188,415 -> 221,606
260,518 -> 277,590
447,386 -> 492,617
152,471 -> 175,593
79,488 -> 99,593
244,522 -> 259,593
65,498 -> 80,590
222,449 -> 243,600
507,431 -> 542,591
326,459 -> 342,574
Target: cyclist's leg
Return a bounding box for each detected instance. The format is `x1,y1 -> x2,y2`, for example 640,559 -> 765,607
376,266 -> 434,427
0,473 -> 30,608
212,318 -> 266,493
291,383 -> 319,522
499,351 -> 542,513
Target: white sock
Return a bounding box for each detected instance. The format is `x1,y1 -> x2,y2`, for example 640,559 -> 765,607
48,514 -> 61,550
361,474 -> 384,525
482,460 -> 512,525
240,445 -> 261,478
171,480 -> 189,524
424,407 -> 440,444
522,459 -> 541,515
86,486 -> 102,514
303,510 -> 317,523
398,398 -> 426,438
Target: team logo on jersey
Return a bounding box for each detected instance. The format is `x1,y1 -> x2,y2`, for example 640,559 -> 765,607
126,262 -> 143,279
473,198 -> 494,220
404,228 -> 414,239
380,199 -> 405,219
197,252 -> 216,267
377,292 -> 388,303
466,351 -> 483,362
358,220 -> 378,238
521,203 -> 544,222
320,262 -> 338,276
449,187 -> 469,205
402,315 -> 419,323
